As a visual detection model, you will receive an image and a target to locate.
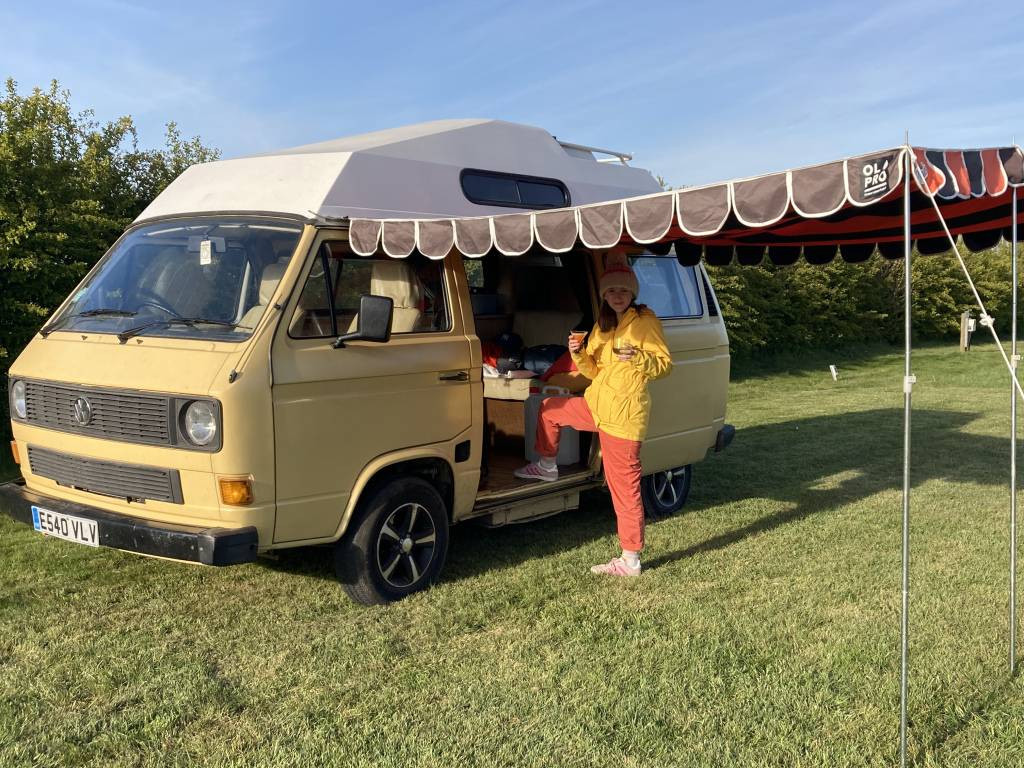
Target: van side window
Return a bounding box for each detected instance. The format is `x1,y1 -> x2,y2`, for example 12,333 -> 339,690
290,254 -> 336,337
630,255 -> 704,319
290,245 -> 450,338
460,169 -> 569,209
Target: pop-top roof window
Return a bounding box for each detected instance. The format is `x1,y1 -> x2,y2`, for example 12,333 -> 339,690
461,169 -> 569,210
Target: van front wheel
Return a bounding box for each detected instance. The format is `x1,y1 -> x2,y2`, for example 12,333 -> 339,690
335,478 -> 449,605
641,465 -> 692,520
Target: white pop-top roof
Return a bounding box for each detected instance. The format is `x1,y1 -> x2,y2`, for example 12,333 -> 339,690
135,119 -> 662,223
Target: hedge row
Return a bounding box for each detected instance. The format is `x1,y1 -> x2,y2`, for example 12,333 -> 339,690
706,244 -> 1016,359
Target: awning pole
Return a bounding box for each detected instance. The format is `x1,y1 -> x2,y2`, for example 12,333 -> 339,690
924,159 -> 1024,682
1012,184 -> 1019,677
900,142 -> 913,768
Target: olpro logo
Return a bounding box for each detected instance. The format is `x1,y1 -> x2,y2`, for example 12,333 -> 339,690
862,159 -> 890,198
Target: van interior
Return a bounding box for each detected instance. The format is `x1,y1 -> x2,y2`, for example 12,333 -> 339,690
464,251 -> 599,497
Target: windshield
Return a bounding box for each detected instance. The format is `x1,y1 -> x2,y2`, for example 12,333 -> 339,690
48,217 -> 304,342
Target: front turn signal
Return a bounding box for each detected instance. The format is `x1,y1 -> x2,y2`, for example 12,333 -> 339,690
218,476 -> 254,506
10,440 -> 20,465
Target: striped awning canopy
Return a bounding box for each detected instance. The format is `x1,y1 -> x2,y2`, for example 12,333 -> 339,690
348,146 -> 1024,265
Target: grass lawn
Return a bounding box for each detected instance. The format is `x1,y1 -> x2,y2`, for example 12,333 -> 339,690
2,343 -> 1023,767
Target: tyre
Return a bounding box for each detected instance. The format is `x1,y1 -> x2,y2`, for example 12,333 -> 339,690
640,464 -> 692,520
334,477 -> 449,605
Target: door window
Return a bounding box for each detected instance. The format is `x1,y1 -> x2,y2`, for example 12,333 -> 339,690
290,245 -> 450,338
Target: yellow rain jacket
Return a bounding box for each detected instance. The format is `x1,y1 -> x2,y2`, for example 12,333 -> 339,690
571,307 -> 672,441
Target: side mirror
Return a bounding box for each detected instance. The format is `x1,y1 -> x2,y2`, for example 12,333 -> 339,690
333,294 -> 393,348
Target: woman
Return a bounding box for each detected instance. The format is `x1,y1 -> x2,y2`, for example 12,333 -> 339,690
515,252 -> 672,576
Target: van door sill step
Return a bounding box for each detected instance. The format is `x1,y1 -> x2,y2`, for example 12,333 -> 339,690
472,472 -> 597,511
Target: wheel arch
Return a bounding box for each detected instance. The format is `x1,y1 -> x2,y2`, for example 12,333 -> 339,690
333,449 -> 455,541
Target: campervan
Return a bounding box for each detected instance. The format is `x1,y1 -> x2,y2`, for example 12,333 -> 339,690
2,120 -> 732,604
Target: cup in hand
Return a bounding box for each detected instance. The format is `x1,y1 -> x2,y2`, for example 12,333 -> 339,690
612,339 -> 635,360
568,331 -> 587,353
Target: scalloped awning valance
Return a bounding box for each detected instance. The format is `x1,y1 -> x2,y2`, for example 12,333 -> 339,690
347,146 -> 1024,265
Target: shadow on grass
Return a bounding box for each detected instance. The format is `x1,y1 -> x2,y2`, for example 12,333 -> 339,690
646,406 -> 1007,571
0,458 -> 18,484
267,406 -> 1009,584
913,676 -> 1018,766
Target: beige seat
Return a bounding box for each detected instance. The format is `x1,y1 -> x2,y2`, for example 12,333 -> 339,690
501,263 -> 583,347
348,261 -> 423,334
238,259 -> 289,330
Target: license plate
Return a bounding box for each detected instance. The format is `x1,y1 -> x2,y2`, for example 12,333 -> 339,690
31,505 -> 99,548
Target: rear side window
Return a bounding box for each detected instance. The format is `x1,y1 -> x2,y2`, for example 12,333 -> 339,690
631,256 -> 704,319
516,180 -> 568,207
461,169 -> 569,209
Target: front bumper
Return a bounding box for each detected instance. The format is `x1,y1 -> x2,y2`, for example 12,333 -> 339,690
0,479 -> 258,566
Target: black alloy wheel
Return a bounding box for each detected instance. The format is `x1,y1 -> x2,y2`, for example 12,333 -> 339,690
640,464 -> 692,520
335,477 -> 449,605
375,501 -> 438,589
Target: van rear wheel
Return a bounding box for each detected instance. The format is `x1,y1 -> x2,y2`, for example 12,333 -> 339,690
641,465 -> 692,520
334,477 -> 449,605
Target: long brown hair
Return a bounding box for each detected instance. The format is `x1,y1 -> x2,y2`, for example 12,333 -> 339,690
598,299 -> 649,333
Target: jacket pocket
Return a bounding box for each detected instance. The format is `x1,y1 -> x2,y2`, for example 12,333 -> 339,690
626,393 -> 647,426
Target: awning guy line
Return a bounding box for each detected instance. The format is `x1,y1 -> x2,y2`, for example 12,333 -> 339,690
921,168 -> 1024,401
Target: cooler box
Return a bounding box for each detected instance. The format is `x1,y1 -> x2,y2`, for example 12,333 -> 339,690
525,386 -> 580,465
483,374 -> 535,400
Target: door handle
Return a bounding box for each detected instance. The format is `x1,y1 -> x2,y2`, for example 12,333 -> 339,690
439,371 -> 470,381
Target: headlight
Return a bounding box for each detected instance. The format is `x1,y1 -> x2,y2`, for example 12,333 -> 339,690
11,381 -> 26,420
183,401 -> 217,446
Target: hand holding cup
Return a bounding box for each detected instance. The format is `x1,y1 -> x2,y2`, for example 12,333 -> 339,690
614,341 -> 636,361
568,331 -> 587,354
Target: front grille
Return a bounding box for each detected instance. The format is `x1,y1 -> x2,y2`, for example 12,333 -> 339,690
27,446 -> 183,504
24,381 -> 172,445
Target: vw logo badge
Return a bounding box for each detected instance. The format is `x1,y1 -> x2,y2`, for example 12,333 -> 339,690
73,397 -> 93,427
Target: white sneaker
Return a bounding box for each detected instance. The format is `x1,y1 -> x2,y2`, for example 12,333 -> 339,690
513,461 -> 558,483
590,557 -> 641,577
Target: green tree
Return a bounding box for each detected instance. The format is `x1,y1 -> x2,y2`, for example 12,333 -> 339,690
0,78 -> 218,430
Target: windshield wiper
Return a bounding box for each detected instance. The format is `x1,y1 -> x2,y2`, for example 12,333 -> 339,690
117,317 -> 249,343
40,308 -> 137,338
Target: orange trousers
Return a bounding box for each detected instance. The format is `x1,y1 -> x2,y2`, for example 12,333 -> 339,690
535,396 -> 644,552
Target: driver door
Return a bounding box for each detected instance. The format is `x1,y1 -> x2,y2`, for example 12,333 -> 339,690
270,236 -> 474,543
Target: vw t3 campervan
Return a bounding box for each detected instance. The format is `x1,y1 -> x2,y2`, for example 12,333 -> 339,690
3,120 -> 732,604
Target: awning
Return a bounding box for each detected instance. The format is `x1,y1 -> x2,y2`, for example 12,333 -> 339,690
352,140 -> 1024,768
348,146 -> 1024,264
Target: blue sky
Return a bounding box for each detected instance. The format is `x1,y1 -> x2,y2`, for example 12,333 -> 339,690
2,0 -> 1022,187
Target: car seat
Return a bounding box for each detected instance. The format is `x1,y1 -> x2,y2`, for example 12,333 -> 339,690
347,260 -> 423,334
238,258 -> 289,330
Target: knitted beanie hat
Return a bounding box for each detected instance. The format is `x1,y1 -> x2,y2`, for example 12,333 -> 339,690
599,252 -> 639,299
